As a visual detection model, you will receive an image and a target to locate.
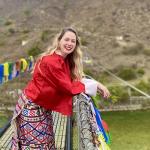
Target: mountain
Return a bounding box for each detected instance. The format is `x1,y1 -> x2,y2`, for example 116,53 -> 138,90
0,0 -> 150,77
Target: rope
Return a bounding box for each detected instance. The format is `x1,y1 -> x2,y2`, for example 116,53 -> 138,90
99,64 -> 150,98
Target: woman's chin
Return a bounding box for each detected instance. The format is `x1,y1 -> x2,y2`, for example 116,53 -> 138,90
64,50 -> 73,55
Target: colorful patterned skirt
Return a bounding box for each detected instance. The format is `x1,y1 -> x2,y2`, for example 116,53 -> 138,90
11,92 -> 56,150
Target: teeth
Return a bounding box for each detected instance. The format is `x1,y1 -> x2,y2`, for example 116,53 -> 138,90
65,46 -> 72,50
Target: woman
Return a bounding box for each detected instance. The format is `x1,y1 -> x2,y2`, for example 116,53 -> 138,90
11,27 -> 110,149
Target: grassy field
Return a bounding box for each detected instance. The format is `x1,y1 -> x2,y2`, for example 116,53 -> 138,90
0,113 -> 10,129
1,109 -> 150,150
101,109 -> 150,150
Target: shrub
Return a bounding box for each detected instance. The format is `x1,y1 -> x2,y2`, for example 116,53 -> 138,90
136,68 -> 145,77
97,72 -> 110,84
92,94 -> 101,108
80,38 -> 88,46
117,67 -> 137,80
41,30 -> 51,42
4,20 -> 12,26
92,85 -> 129,109
108,85 -> 129,103
83,68 -> 94,77
123,42 -> 144,55
24,10 -> 31,17
3,108 -> 13,119
132,80 -> 150,95
0,41 -> 5,46
22,29 -> 30,34
143,48 -> 150,56
8,28 -> 15,34
27,45 -> 42,57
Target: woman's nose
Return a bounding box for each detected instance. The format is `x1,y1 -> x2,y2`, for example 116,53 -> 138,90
67,41 -> 72,46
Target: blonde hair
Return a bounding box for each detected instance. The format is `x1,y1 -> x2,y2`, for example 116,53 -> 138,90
37,27 -> 83,80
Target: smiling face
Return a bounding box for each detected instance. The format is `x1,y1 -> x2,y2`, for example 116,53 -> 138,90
58,31 -> 77,58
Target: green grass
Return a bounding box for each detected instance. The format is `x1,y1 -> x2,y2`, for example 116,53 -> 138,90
101,109 -> 150,150
0,113 -> 9,128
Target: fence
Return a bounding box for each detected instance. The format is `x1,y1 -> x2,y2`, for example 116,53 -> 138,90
0,112 -> 70,150
73,94 -> 96,150
0,93 -> 107,150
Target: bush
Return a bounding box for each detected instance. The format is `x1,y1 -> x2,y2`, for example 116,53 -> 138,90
92,85 -> 129,109
108,85 -> 129,103
22,29 -> 30,34
83,68 -> 94,77
24,10 -> 31,17
132,80 -> 150,95
143,48 -> 150,56
92,94 -> 101,108
41,30 -> 51,42
27,45 -> 42,57
8,28 -> 15,34
0,41 -> 5,46
123,42 -> 144,55
80,38 -> 88,46
136,68 -> 145,77
96,72 -> 110,84
117,67 -> 137,80
4,20 -> 12,26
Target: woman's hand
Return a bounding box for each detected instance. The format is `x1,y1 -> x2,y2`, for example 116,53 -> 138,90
97,82 -> 110,99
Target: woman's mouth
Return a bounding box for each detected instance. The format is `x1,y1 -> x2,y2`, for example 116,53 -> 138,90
64,45 -> 73,51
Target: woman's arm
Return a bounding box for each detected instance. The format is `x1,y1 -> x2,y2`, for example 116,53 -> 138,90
97,82 -> 110,99
39,59 -> 85,95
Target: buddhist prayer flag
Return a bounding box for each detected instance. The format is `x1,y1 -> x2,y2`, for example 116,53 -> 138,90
20,58 -> 28,72
3,62 -> 9,82
0,56 -> 34,85
0,64 -> 4,84
28,56 -> 34,71
88,95 -> 111,149
8,62 -> 13,80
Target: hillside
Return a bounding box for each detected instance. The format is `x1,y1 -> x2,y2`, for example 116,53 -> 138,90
0,0 -> 150,77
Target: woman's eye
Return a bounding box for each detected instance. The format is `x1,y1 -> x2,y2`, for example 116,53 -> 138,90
64,38 -> 76,43
64,38 -> 69,41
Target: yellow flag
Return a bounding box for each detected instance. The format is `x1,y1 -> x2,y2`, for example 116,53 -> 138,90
3,62 -> 9,81
20,58 -> 28,72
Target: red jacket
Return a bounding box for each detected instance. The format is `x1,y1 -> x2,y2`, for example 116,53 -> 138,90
24,52 -> 85,115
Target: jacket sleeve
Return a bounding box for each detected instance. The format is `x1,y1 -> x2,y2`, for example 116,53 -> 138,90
40,60 -> 85,95
81,78 -> 98,96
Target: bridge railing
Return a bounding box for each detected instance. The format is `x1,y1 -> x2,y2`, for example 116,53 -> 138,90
0,112 -> 69,150
73,94 -> 96,150
0,93 -> 99,150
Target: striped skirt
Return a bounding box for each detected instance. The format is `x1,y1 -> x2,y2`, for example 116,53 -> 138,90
11,92 -> 56,150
